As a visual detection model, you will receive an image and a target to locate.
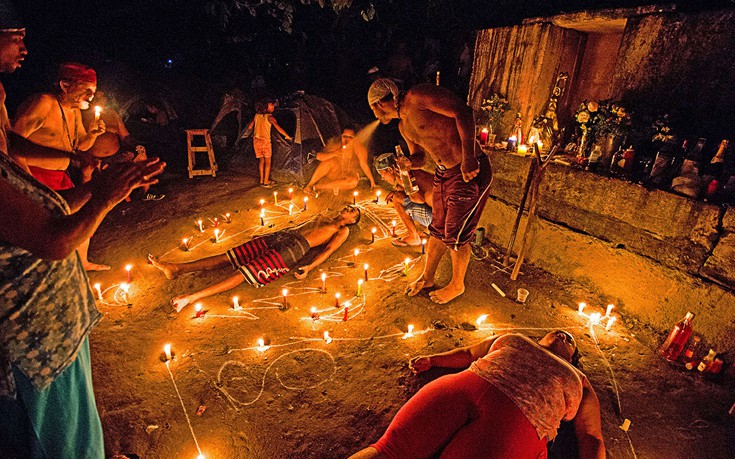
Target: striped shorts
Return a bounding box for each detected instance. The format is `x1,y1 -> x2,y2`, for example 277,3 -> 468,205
226,232 -> 310,286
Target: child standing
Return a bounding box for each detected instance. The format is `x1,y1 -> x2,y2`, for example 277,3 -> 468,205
247,99 -> 292,187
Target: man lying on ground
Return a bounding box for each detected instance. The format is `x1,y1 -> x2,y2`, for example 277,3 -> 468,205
350,331 -> 605,459
374,152 -> 433,247
149,206 -> 361,312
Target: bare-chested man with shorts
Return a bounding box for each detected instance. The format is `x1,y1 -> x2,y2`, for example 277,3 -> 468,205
304,126 -> 377,193
14,62 -> 109,271
149,206 -> 361,312
368,78 -> 492,304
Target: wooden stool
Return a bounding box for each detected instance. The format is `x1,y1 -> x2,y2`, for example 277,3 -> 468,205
186,129 -> 217,178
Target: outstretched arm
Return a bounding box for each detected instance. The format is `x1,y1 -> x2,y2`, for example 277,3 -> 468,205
294,227 -> 349,278
353,140 -> 376,188
268,115 -> 292,140
409,335 -> 500,374
574,379 -> 606,459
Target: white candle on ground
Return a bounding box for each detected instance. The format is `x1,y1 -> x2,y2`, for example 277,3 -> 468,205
256,338 -> 269,352
403,324 -> 415,339
233,296 -> 240,310
94,283 -> 103,301
324,331 -> 333,344
476,314 -> 488,328
606,316 -> 616,331
590,312 -> 601,326
197,219 -> 204,232
605,304 -> 614,317
163,344 -> 172,361
578,302 -> 586,315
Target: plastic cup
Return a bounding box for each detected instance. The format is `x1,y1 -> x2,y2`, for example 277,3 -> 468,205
516,288 -> 529,303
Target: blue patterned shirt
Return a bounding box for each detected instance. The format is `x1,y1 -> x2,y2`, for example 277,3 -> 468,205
0,152 -> 101,397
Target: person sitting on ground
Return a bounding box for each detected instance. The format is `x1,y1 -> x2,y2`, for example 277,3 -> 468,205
374,152 -> 433,247
350,331 -> 606,459
149,205 -> 361,312
304,126 -> 377,194
245,99 -> 292,188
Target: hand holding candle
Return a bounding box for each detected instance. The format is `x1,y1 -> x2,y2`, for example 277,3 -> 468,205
94,105 -> 101,122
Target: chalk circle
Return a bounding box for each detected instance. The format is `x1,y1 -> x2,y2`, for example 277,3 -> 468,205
217,348 -> 336,407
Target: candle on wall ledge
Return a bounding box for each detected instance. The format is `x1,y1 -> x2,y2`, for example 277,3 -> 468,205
357,278 -> 364,296
353,248 -> 360,265
273,191 -> 278,206
120,283 -> 130,303
94,283 -> 103,301
282,288 -> 289,308
212,217 -> 219,228
578,302 -> 586,316
343,305 -> 349,322
364,263 -> 369,281
321,272 -> 327,293
224,212 -> 231,223
214,229 -> 221,243
260,210 -> 265,226
289,203 -> 294,215
163,343 -> 172,361
605,304 -> 614,317
182,237 -> 192,251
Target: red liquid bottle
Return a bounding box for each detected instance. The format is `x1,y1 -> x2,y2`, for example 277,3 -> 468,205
659,312 -> 694,361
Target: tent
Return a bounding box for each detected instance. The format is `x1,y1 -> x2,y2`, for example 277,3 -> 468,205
213,91 -> 349,185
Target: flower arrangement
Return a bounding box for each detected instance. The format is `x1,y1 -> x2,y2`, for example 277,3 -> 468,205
574,100 -> 598,133
592,100 -> 632,138
479,93 -> 510,132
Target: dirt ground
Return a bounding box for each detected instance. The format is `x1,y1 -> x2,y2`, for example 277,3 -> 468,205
86,159 -> 735,459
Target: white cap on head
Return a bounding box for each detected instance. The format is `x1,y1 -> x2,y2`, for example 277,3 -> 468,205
367,78 -> 399,106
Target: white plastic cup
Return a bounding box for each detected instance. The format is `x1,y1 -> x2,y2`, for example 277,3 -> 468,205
516,288 -> 529,303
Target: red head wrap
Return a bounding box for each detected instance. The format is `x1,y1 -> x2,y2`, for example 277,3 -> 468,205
57,62 -> 97,85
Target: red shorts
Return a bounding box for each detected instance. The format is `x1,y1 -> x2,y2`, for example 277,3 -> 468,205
373,371 -> 546,459
28,166 -> 74,191
253,137 -> 272,158
429,155 -> 492,250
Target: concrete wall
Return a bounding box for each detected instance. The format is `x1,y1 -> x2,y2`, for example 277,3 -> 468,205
479,152 -> 735,350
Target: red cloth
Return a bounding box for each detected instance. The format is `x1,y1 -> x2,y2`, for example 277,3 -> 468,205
28,166 -> 74,191
429,155 -> 492,250
372,371 -> 547,459
57,62 -> 96,85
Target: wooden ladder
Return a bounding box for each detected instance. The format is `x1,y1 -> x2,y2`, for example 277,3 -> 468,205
186,129 -> 217,178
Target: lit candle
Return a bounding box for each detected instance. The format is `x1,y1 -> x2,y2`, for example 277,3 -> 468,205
606,316 -> 616,331
224,212 -> 231,223
578,302 -> 586,316
335,292 -> 341,308
371,227 -> 377,243
517,144 -> 528,156
476,314 -> 488,328
197,219 -> 204,233
353,248 -> 360,265
403,324 -> 415,339
214,229 -> 221,243
163,343 -> 172,361
343,305 -> 349,322
213,217 -> 219,228
195,303 -> 203,318
288,187 -> 293,200
391,220 -> 396,237
403,258 -> 410,276
479,128 -> 489,146
260,209 -> 265,226
94,283 -> 103,301
605,304 -> 614,317
233,296 -> 241,311
303,197 -> 308,211
94,105 -> 101,122
375,190 -> 381,203
282,288 -> 288,308
273,191 -> 278,206
421,238 -> 427,254
260,198 -> 265,210
364,263 -> 369,281
182,237 -> 191,251
353,191 -> 358,205
590,312 -> 601,326
311,306 -> 320,321
321,272 -> 327,293
125,264 -> 132,282
357,278 -> 364,296
323,331 -> 333,344
256,338 -> 269,352
289,203 -> 294,215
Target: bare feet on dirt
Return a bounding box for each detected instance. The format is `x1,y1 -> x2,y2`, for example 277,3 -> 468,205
148,254 -> 178,279
429,284 -> 465,304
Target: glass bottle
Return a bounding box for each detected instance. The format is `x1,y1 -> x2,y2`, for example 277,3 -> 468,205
697,349 -> 717,372
659,312 -> 695,362
394,145 -> 419,193
682,335 -> 701,369
586,145 -> 602,172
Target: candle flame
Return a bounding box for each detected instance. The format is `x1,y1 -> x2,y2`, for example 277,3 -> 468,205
163,344 -> 172,360
282,288 -> 288,297
372,227 -> 377,234
335,292 -> 341,299
321,273 -> 327,281
94,105 -> 101,115
125,264 -> 132,271
311,306 -> 317,313
476,314 -> 488,327
358,278 -> 364,285
324,331 -> 332,344
94,282 -> 101,290
195,303 -> 202,312
364,263 -> 369,270
256,338 -> 269,352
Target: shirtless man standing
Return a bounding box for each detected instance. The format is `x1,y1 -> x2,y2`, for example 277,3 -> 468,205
149,206 -> 361,312
14,62 -> 109,271
368,78 -> 492,304
304,126 -> 377,193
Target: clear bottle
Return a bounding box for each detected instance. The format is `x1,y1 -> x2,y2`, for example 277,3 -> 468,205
659,312 -> 695,362
586,145 -> 602,172
394,145 -> 419,193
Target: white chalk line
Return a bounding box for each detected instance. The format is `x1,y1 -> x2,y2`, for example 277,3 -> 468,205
165,361 -> 203,456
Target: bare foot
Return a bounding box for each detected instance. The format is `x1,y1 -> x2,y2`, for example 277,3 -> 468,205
406,276 -> 434,297
392,236 -> 422,247
148,254 -> 178,279
171,296 -> 191,313
429,284 -> 465,304
84,262 -> 111,272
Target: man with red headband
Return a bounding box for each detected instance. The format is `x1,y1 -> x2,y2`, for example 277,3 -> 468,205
14,62 -> 110,271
